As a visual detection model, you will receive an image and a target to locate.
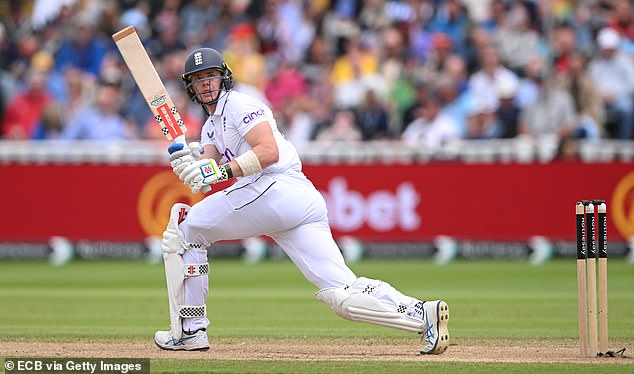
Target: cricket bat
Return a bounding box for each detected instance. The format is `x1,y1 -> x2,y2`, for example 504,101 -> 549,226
112,26 -> 210,193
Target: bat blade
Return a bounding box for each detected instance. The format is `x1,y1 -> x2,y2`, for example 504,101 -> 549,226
112,26 -> 186,143
113,26 -> 211,193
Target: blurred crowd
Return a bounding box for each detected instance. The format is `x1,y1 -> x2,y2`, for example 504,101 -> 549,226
1,0 -> 634,157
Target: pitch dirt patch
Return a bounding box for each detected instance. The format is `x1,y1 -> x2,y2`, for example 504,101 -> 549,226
0,338 -> 631,364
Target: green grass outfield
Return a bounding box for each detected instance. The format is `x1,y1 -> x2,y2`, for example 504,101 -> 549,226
0,258 -> 632,373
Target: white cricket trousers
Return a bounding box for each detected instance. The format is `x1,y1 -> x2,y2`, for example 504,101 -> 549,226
179,172 -> 358,331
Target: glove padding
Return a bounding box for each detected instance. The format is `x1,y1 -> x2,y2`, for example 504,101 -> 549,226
188,142 -> 203,161
169,144 -> 195,178
180,158 -> 227,193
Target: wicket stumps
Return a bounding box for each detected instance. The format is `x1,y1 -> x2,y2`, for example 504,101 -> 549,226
575,200 -> 608,357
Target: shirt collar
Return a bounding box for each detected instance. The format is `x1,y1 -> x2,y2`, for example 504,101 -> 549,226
213,90 -> 231,116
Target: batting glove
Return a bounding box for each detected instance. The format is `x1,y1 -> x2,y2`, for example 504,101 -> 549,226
180,158 -> 229,193
188,142 -> 204,160
168,143 -> 195,180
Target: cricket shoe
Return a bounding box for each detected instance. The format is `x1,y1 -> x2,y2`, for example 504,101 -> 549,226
419,300 -> 449,355
154,328 -> 209,351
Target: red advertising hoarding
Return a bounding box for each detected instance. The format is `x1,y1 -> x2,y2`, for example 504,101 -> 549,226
1,162 -> 632,242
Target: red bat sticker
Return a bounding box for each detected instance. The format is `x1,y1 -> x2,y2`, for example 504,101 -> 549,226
157,103 -> 183,138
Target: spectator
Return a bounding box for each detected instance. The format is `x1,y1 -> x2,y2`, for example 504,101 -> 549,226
3,0 -> 32,40
490,1 -> 542,73
330,37 -> 381,109
224,23 -> 268,93
301,35 -> 333,84
275,0 -> 317,64
178,0 -> 221,46
467,104 -> 498,139
379,26 -> 408,88
517,72 -> 576,139
434,73 -> 478,138
586,1 -> 610,35
119,1 -> 151,40
278,98 -> 316,148
515,55 -> 545,109
0,21 -> 10,104
31,50 -> 87,124
32,102 -> 65,140
315,109 -> 362,142
1,67 -> 53,139
54,15 -> 108,77
152,0 -> 182,40
210,1 -> 251,47
550,0 -> 575,24
253,0 -> 280,56
427,0 -> 471,57
146,21 -> 187,60
406,11 -> 434,64
1,30 -> 40,117
402,95 -> 460,148
558,52 -> 604,139
462,0 -> 494,26
570,5 -> 595,57
31,50 -> 67,107
421,32 -> 455,82
402,81 -> 430,132
61,67 -> 94,125
462,26 -> 492,74
587,27 -> 634,139
356,90 -> 390,140
2,30 -> 41,101
468,45 -> 519,113
62,78 -> 134,141
378,26 -> 423,134
551,24 -> 577,76
443,54 -> 470,95
264,62 -> 308,114
494,74 -> 521,138
359,0 -> 393,31
480,0 -> 506,33
300,34 -> 335,137
606,0 -> 634,43
386,54 -> 419,133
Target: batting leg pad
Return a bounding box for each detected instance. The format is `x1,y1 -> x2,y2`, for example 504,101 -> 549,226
315,278 -> 425,333
163,203 -> 208,340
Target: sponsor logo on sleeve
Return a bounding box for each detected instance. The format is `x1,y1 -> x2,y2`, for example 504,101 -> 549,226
242,109 -> 265,124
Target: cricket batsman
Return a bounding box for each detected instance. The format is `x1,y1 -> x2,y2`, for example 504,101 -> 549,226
153,47 -> 450,355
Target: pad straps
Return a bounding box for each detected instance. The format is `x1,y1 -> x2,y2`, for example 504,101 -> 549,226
179,305 -> 207,319
183,263 -> 210,277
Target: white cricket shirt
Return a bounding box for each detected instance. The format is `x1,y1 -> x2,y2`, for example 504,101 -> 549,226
199,90 -> 303,185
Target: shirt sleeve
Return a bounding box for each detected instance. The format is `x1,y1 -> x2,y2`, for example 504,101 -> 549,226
232,96 -> 273,138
